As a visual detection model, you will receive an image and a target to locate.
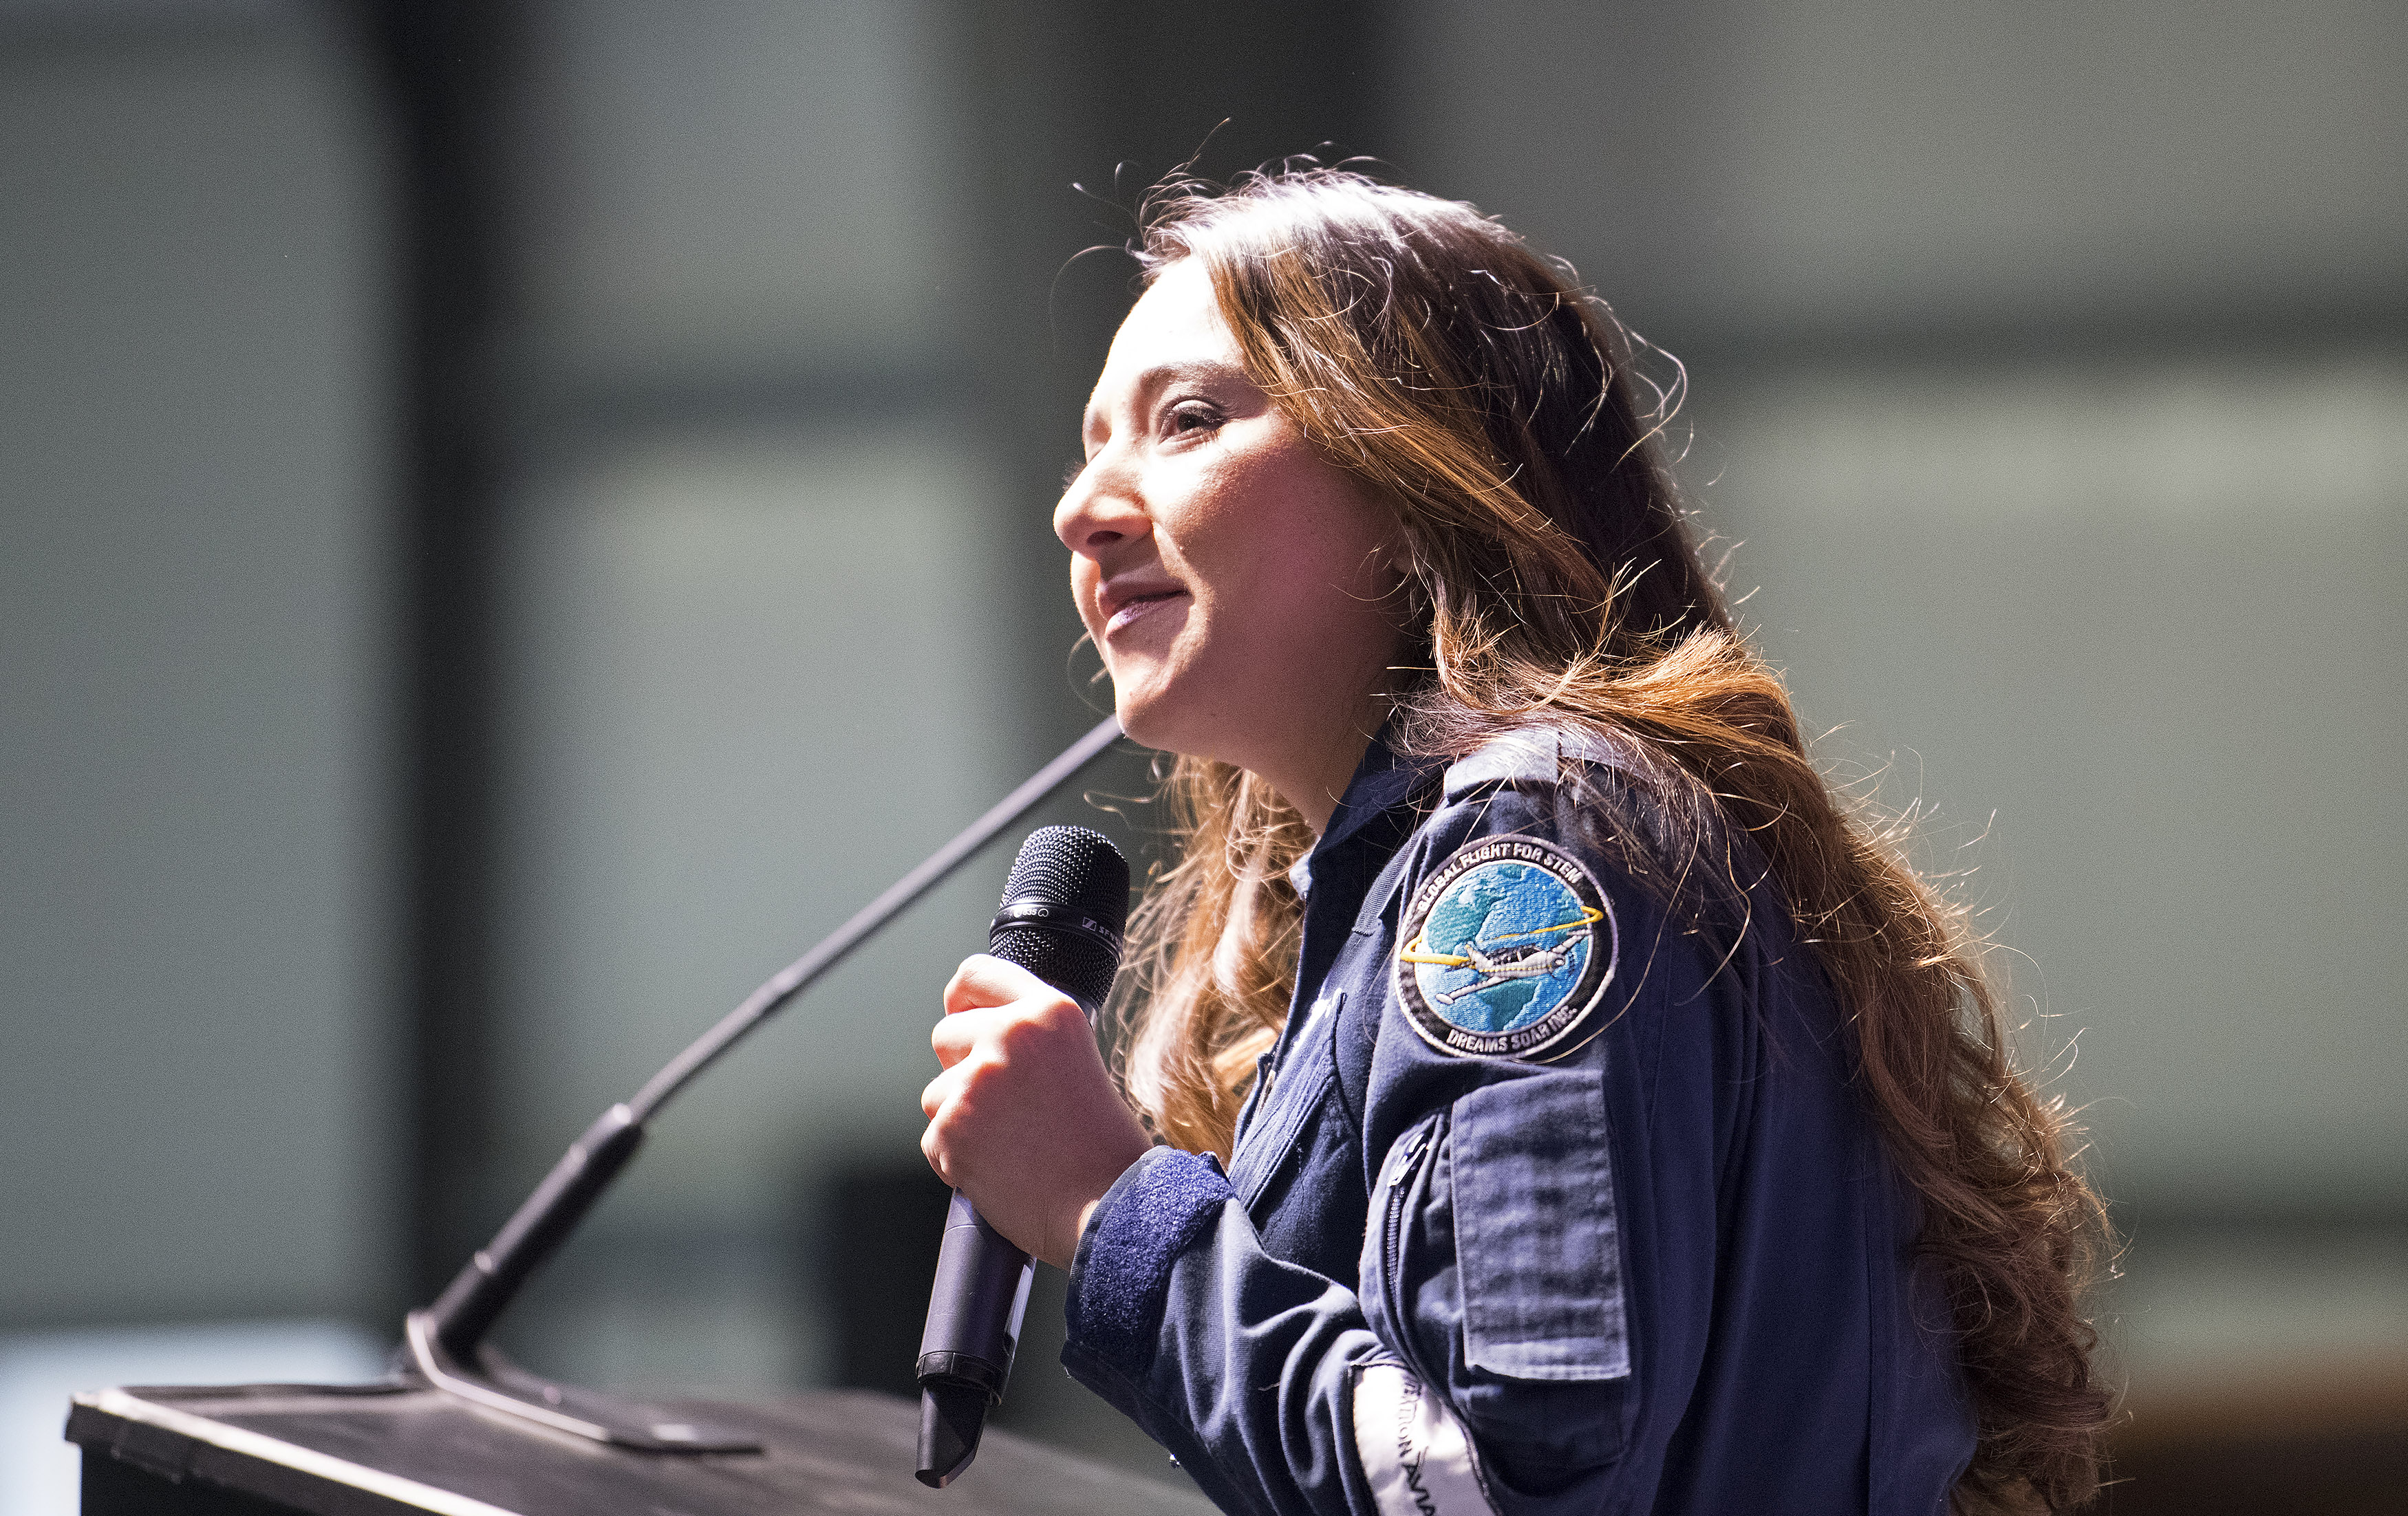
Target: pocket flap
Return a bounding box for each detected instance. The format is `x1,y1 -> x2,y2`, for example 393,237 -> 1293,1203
1450,1072 -> 1631,1381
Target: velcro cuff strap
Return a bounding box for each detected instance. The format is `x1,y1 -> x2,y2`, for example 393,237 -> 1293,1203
1065,1147 -> 1232,1371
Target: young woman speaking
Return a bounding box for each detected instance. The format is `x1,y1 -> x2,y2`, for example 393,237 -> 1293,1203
916,169 -> 2109,1516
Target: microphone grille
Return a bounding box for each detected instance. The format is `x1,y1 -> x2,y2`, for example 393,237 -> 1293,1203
991,826 -> 1129,1014
999,825 -> 1130,936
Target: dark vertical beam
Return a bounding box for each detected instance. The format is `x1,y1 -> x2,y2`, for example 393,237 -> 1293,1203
361,0 -> 522,1312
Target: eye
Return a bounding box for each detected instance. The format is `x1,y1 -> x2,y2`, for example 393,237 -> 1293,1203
1165,399 -> 1222,437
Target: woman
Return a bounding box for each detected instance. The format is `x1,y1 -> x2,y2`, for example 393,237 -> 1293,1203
918,169 -> 2109,1516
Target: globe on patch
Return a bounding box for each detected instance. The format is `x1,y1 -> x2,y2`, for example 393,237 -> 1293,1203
1404,860 -> 1598,1034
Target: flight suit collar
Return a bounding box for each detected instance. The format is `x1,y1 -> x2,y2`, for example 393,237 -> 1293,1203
1291,724 -> 1447,899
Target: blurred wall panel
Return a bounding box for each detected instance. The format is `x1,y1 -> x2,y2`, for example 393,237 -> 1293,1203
0,10 -> 396,1325
484,426 -> 1011,1393
1398,0 -> 2407,348
514,0 -> 960,393
490,426 -> 1008,1228
469,0 -> 1021,1397
1705,357 -> 2408,1212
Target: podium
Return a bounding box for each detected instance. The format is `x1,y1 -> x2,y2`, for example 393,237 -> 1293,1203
67,1382 -> 1215,1516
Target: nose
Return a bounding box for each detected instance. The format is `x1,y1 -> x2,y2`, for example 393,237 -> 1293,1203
1053,450 -> 1149,558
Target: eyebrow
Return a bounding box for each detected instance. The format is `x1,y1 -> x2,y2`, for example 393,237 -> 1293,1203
1082,358 -> 1251,442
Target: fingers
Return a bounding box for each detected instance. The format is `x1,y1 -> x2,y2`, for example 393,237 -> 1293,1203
921,953 -> 1126,1250
918,1118 -> 952,1187
932,955 -> 1085,1070
920,1063 -> 971,1185
943,953 -> 1056,1016
930,1006 -> 1000,1068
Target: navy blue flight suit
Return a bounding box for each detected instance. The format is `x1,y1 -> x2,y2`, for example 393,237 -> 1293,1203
1060,725 -> 1977,1516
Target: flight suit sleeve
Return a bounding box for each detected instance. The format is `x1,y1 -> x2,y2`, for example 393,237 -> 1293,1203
1062,1146 -> 1396,1516
1061,770 -> 1717,1516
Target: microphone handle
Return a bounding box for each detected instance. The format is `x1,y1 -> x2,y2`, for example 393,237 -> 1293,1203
914,1191 -> 1035,1486
916,1192 -> 1035,1398
914,823 -> 1129,1488
915,963 -> 1108,1486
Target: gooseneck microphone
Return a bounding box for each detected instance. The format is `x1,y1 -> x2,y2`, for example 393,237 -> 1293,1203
397,716 -> 1126,1454
915,825 -> 1130,1489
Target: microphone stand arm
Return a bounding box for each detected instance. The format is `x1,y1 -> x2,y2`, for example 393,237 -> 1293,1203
401,716 -> 1126,1451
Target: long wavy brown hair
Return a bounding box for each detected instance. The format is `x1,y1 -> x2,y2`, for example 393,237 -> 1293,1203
1101,169 -> 2110,1513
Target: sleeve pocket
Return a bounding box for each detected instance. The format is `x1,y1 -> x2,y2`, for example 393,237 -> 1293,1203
1450,1072 -> 1631,1382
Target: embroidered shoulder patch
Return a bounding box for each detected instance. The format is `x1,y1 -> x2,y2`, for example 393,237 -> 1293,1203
1394,835 -> 1617,1061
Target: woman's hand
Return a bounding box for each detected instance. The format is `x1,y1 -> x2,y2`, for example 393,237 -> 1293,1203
921,953 -> 1153,1270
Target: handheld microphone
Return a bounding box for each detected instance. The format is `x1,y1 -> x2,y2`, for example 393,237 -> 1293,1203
914,825 -> 1129,1488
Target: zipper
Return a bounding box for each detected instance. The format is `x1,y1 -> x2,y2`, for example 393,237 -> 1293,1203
1377,1112 -> 1445,1388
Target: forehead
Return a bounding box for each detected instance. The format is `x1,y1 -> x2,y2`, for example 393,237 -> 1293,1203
1086,261 -> 1241,420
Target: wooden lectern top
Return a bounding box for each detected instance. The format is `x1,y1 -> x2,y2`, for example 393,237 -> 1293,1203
68,1382 -> 1218,1516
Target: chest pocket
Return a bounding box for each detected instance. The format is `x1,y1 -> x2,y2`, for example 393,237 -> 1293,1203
1228,995 -> 1373,1278
1229,992 -> 1340,1204
1450,1072 -> 1632,1381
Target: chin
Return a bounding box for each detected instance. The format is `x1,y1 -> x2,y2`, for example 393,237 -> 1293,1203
1111,675 -> 1207,760
1112,687 -> 1175,752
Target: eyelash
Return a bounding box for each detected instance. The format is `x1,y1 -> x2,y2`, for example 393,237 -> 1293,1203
1066,400 -> 1223,486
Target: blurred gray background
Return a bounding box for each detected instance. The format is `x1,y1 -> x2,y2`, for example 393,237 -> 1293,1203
3,1 -> 2400,1512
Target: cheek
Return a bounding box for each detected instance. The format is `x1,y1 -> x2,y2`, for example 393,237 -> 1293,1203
1154,433 -> 1399,667
1066,556 -> 1103,632
1218,478 -> 1395,619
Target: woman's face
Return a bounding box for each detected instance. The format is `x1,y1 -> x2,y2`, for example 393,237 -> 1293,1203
1055,260 -> 1406,815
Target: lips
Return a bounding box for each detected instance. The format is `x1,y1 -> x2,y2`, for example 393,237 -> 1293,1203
1105,589 -> 1185,636
1097,578 -> 1187,638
